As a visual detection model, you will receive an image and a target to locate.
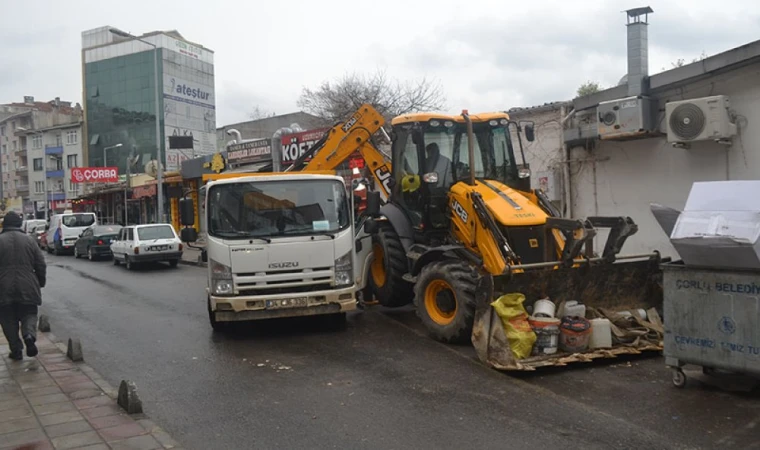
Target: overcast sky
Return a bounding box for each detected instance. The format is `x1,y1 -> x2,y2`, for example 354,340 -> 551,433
2,0 -> 758,126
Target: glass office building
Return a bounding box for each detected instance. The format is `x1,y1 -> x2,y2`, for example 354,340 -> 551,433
81,26 -> 217,177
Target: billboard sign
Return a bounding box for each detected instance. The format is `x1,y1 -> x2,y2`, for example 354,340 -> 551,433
281,128 -> 329,166
71,167 -> 119,183
227,139 -> 272,166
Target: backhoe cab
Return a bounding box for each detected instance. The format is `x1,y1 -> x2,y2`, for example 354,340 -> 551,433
363,109 -> 664,371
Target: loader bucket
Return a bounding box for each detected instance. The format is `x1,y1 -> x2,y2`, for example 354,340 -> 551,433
471,255 -> 665,371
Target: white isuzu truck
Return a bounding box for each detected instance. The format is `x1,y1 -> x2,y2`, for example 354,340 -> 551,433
178,172 -> 374,331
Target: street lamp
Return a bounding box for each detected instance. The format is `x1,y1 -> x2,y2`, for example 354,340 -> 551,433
16,127 -> 46,220
103,143 -> 122,167
109,28 -> 165,223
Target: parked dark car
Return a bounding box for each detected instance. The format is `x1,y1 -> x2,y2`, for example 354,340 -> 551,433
74,224 -> 122,260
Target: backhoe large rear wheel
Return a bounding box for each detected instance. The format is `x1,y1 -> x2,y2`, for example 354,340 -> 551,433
369,222 -> 413,308
414,260 -> 479,344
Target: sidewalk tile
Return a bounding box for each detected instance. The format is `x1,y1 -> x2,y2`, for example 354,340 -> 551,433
29,393 -> 70,406
81,405 -> 122,420
45,419 -> 96,438
38,410 -> 85,427
73,396 -> 111,410
0,405 -> 34,422
32,400 -> 77,416
50,430 -> 104,450
0,397 -> 29,412
151,429 -> 180,449
98,422 -> 148,441
24,385 -> 64,397
0,416 -> 39,434
88,414 -> 134,430
0,428 -> 48,449
108,435 -> 162,450
69,389 -> 104,400
55,375 -> 91,385
69,445 -> 109,450
60,381 -> 99,394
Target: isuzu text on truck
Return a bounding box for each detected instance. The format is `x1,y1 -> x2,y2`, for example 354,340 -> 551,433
178,173 -> 373,330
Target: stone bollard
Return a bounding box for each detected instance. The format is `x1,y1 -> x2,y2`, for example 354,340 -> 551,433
117,380 -> 143,414
38,315 -> 51,332
66,338 -> 83,362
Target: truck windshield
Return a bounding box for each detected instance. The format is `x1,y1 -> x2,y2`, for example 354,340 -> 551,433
207,179 -> 350,239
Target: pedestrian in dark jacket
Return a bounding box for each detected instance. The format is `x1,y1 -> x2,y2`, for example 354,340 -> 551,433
0,211 -> 47,360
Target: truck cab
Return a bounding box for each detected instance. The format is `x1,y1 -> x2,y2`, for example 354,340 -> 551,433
179,173 -> 371,331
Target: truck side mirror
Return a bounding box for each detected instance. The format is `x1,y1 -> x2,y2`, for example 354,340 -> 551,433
524,123 -> 535,142
179,198 -> 195,226
180,227 -> 198,243
365,191 -> 381,217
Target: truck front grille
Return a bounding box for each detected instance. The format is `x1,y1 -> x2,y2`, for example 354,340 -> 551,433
234,267 -> 334,296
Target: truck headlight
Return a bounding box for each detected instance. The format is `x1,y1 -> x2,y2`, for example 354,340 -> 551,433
210,259 -> 233,295
334,252 -> 353,287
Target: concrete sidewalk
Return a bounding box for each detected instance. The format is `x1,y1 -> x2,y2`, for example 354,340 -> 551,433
0,331 -> 182,450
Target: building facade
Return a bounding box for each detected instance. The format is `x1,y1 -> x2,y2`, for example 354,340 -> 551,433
81,26 -> 216,184
0,97 -> 83,217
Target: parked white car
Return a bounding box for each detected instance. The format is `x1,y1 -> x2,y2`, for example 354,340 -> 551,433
110,223 -> 184,270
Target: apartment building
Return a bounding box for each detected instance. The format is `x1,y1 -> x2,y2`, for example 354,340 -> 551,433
0,97 -> 83,218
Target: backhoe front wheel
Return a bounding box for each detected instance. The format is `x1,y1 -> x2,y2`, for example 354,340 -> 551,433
414,260 -> 479,344
369,222 -> 413,308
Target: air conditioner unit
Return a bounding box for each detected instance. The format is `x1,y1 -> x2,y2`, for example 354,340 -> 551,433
597,96 -> 654,140
666,95 -> 737,144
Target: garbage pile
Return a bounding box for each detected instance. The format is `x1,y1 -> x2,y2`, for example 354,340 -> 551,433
491,293 -> 664,361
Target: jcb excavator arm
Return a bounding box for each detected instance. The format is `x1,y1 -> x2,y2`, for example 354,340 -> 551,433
282,104 -> 393,201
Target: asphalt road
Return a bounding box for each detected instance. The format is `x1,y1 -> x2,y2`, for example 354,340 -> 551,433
38,253 -> 760,450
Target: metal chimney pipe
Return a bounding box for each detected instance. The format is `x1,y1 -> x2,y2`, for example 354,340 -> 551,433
625,6 -> 653,97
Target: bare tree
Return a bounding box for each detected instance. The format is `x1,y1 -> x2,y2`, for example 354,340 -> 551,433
249,105 -> 276,120
296,69 -> 447,124
576,80 -> 602,97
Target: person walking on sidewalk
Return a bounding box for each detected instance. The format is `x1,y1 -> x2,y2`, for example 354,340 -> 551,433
0,211 -> 47,360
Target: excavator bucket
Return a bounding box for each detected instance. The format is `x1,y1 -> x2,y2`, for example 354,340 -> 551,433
471,255 -> 666,371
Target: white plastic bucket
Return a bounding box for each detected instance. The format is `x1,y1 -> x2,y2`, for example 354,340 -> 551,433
533,298 -> 556,318
529,316 -> 560,355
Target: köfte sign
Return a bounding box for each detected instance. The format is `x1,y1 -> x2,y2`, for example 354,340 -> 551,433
281,128 -> 328,165
71,167 -> 119,183
227,139 -> 272,166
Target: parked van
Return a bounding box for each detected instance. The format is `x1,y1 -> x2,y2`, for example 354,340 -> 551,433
46,212 -> 98,255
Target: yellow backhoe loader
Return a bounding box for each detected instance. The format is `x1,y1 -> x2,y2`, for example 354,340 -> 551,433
361,109 -> 666,371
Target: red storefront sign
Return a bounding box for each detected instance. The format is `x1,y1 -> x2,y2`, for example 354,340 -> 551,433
132,185 -> 157,199
281,128 -> 329,165
71,167 -> 119,183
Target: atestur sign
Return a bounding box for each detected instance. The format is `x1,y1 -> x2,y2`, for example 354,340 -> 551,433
227,139 -> 272,166
71,167 -> 119,183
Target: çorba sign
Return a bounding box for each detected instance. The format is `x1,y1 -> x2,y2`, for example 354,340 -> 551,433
70,167 -> 119,183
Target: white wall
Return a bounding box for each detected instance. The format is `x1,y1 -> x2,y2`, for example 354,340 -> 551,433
568,62 -> 760,258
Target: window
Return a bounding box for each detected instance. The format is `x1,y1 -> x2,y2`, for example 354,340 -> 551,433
66,130 -> 78,145
136,225 -> 176,240
61,214 -> 95,228
34,181 -> 44,194
32,135 -> 42,149
68,181 -> 78,192
12,141 -> 17,151
11,121 -> 15,130
51,157 -> 63,171
1,145 -> 5,154
56,134 -> 62,147
208,179 -> 350,239
33,158 -> 43,171
67,154 -> 78,168
0,125 -> 4,136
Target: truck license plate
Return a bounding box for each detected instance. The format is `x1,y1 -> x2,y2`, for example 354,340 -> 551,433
266,297 -> 308,309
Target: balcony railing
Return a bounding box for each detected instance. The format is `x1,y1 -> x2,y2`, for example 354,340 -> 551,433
45,146 -> 64,155
46,169 -> 64,178
15,165 -> 27,173
14,147 -> 27,155
16,185 -> 29,193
